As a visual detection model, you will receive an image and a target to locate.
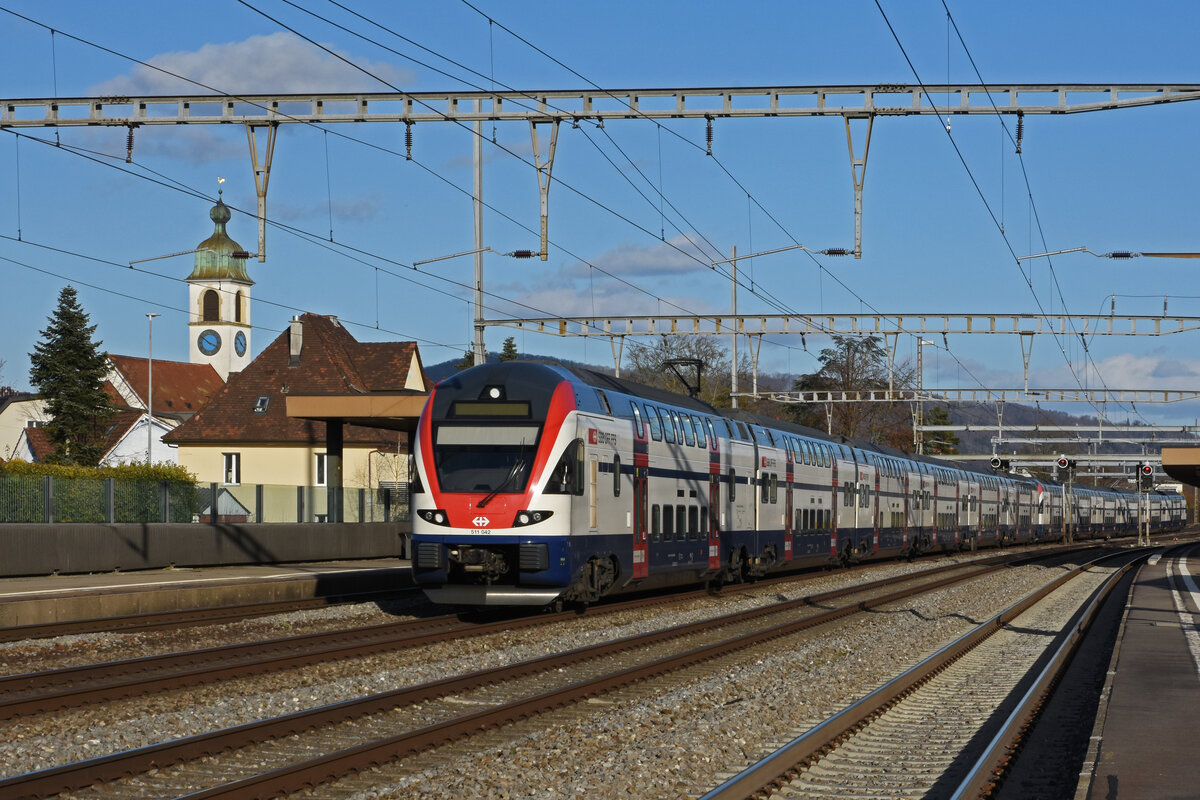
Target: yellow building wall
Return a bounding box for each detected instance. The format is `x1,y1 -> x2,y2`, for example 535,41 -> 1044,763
177,443 -> 407,486
176,443 -> 409,521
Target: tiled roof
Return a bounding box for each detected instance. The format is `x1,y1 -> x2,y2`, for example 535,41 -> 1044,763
106,356 -> 224,417
21,426 -> 53,462
164,314 -> 424,446
21,409 -> 142,462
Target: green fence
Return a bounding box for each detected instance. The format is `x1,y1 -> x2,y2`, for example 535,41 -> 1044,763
0,475 -> 409,524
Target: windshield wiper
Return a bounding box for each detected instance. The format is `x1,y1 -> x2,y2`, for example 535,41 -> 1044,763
478,456 -> 526,509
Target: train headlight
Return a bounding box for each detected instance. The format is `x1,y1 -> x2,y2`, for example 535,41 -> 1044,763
513,510 -> 553,527
417,509 -> 451,527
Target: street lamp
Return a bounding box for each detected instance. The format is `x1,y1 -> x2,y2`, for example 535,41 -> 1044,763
146,312 -> 160,463
412,246 -> 537,364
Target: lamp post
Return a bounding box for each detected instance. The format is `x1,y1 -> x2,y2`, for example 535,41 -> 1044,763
146,312 -> 160,463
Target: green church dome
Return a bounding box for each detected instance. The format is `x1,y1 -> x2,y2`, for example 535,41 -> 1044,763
187,196 -> 252,283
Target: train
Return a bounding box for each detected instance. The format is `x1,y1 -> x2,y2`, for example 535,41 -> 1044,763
409,361 -> 1186,606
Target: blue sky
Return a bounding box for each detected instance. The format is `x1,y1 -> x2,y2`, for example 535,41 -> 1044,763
2,1 -> 1200,430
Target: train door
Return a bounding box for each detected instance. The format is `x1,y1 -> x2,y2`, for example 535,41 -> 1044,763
830,450 -> 841,560
872,461 -> 881,554
783,441 -> 794,563
706,419 -> 721,572
631,406 -> 649,579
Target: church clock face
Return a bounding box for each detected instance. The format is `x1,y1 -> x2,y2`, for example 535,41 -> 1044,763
198,329 -> 221,356
234,330 -> 247,357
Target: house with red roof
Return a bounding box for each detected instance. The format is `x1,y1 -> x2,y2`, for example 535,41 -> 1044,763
10,356 -> 224,466
163,313 -> 429,521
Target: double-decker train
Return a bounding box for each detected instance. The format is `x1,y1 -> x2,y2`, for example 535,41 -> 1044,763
410,361 -> 1186,606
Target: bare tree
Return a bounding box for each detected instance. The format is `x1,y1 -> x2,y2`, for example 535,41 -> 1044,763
624,335 -> 751,408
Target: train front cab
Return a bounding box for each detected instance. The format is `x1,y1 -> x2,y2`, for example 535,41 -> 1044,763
410,363 -> 604,606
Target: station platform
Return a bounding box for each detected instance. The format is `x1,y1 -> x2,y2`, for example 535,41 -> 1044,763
1080,546 -> 1200,800
0,559 -> 413,629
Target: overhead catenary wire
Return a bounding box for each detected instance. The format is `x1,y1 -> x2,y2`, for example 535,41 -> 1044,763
935,0 -> 1147,427
874,0 -> 1136,425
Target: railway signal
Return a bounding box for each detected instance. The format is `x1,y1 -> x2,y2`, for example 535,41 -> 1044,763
1138,463 -> 1154,491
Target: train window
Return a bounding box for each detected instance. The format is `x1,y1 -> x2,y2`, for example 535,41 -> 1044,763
658,409 -> 675,444
612,455 -> 621,497
694,416 -> 709,448
688,506 -> 699,539
728,468 -> 737,502
677,505 -> 687,539
707,419 -> 719,447
843,483 -> 854,507
671,412 -> 685,444
761,473 -> 770,503
662,504 -> 673,540
644,404 -> 662,441
594,390 -> 612,415
680,413 -> 695,446
651,504 -> 661,542
770,474 -> 778,504
545,438 -> 585,496
737,422 -> 750,441
630,403 -> 644,439
701,507 -> 709,537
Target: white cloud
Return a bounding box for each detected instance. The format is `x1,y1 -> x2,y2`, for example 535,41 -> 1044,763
559,236 -> 715,280
482,235 -> 723,322
88,32 -> 415,96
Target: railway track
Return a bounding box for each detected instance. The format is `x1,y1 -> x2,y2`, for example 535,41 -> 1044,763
0,546 -> 1051,724
0,551 -> 1072,799
0,588 -> 421,643
0,549 -> 1058,723
699,548 -> 1149,800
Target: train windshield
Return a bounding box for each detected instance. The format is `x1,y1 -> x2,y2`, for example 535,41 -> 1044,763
433,424 -> 540,493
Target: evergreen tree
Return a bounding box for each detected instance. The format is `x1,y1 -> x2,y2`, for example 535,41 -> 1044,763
28,286 -> 114,466
921,405 -> 961,454
499,336 -> 519,362
785,335 -> 914,446
454,349 -> 475,371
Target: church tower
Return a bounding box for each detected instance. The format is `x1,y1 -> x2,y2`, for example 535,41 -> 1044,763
187,194 -> 253,379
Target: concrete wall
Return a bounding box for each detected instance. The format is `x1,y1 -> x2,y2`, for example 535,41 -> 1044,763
0,521 -> 410,578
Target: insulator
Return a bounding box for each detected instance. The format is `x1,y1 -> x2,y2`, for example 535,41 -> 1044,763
705,116 -> 713,156
508,249 -> 536,259
821,248 -> 852,257
1107,251 -> 1136,259
1015,112 -> 1024,154
125,126 -> 134,163
405,122 -> 413,161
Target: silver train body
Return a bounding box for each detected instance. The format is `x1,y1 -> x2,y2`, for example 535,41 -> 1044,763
410,362 -> 1186,606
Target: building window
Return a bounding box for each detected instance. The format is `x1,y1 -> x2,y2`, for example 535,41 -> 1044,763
315,453 -> 327,486
223,452 -> 241,486
202,289 -> 219,322
235,291 -> 244,323
253,396 -> 270,414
